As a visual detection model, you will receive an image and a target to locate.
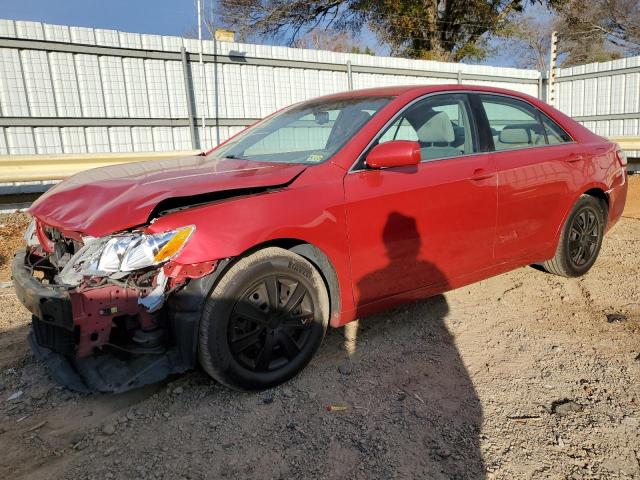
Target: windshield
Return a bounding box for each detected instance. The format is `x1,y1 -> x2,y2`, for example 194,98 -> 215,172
213,96 -> 393,165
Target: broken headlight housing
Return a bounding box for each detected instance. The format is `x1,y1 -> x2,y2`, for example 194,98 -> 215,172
23,217 -> 39,247
59,225 -> 195,284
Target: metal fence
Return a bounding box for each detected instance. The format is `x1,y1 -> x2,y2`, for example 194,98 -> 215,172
0,19 -> 542,156
0,19 -> 638,163
554,57 -> 640,157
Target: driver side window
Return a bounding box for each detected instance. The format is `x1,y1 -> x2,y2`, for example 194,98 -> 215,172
378,94 -> 477,162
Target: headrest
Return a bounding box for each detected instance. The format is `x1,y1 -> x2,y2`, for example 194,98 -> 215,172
499,125 -> 533,144
349,110 -> 371,127
416,111 -> 455,143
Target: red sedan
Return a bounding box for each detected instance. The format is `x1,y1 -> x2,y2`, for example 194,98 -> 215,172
13,85 -> 628,392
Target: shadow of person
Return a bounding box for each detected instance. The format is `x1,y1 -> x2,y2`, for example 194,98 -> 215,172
346,212 -> 485,479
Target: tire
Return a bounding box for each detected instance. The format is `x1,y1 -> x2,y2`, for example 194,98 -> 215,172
198,247 -> 329,391
542,195 -> 606,278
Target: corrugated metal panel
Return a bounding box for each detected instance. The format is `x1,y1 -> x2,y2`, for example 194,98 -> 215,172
43,23 -> 70,43
123,57 -> 150,117
0,48 -> 30,116
274,68 -> 292,110
100,56 -> 129,117
21,50 -> 57,117
145,59 -> 170,118
222,63 -> 245,118
241,65 -> 261,118
34,127 -> 62,154
0,127 -> 7,154
50,51 -> 82,117
6,127 -> 36,154
15,21 -> 44,40
69,26 -> 96,45
164,61 -> 188,118
152,126 -> 174,151
583,78 -> 598,116
85,127 -> 110,153
95,29 -> 120,47
625,72 -> 640,113
257,66 -> 277,117
108,126 -> 133,152
172,127 -> 191,150
75,54 -> 105,117
0,19 -> 16,38
131,126 -> 153,151
211,63 -> 227,118
570,79 -> 584,117
60,127 -> 86,153
190,61 -> 210,119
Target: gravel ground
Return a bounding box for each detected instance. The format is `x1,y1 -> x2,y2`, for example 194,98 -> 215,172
0,175 -> 638,480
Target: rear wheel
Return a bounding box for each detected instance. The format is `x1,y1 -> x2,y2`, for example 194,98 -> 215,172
542,195 -> 606,277
198,247 -> 329,391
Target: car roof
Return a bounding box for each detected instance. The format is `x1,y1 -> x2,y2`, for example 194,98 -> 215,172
314,84 -> 540,103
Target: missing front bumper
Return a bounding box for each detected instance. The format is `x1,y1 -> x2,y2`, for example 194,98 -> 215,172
12,250 -> 221,393
28,330 -> 190,393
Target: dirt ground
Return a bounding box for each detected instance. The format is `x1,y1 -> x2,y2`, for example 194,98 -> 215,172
0,176 -> 639,480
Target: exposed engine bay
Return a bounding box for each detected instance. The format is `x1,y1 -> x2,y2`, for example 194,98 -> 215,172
14,219 -> 221,393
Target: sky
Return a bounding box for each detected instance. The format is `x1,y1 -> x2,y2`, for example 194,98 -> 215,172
1,0 -> 202,37
0,0 -> 551,68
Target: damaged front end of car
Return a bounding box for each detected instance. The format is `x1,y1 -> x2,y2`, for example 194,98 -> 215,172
13,218 -> 222,393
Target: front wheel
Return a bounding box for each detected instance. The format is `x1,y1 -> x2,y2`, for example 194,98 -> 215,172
198,247 -> 329,391
542,195 -> 606,278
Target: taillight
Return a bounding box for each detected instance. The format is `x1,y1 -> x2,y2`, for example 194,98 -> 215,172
615,146 -> 627,167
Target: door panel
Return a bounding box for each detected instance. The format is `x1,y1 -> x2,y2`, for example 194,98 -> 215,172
345,155 -> 497,308
477,93 -> 584,264
492,144 -> 590,262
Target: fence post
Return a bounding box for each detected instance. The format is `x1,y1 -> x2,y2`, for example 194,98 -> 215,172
538,74 -> 543,100
547,30 -> 558,106
346,60 -> 353,90
457,70 -> 462,84
180,46 -> 198,149
540,71 -> 549,103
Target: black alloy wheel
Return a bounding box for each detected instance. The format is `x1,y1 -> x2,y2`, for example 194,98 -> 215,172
198,247 -> 329,391
567,207 -> 600,268
228,275 -> 316,373
541,194 -> 606,278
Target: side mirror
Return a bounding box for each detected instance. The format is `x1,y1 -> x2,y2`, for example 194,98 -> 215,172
366,140 -> 421,169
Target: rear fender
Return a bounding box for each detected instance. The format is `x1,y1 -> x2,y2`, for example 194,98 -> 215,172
549,181 -> 612,257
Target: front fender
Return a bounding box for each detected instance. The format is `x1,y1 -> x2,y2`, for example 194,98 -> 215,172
147,173 -> 355,315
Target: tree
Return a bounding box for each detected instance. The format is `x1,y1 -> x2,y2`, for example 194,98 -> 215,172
219,0 -> 554,62
495,15 -> 554,70
550,0 -> 639,66
291,28 -> 375,54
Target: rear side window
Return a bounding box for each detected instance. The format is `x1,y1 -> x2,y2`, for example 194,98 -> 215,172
541,116 -> 573,144
479,94 -> 572,151
378,93 -> 477,162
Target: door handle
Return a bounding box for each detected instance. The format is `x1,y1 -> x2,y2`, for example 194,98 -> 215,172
470,168 -> 494,181
566,154 -> 584,163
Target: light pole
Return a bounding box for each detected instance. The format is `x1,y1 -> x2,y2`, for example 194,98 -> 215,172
197,0 -> 206,149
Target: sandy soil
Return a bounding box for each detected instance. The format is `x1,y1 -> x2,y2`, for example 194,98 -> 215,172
0,176 -> 638,479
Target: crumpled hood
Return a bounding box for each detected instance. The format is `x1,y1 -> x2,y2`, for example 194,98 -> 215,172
30,155 -> 306,237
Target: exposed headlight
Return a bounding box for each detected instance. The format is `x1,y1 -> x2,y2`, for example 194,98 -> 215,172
98,226 -> 195,272
59,226 -> 195,283
23,218 -> 39,247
